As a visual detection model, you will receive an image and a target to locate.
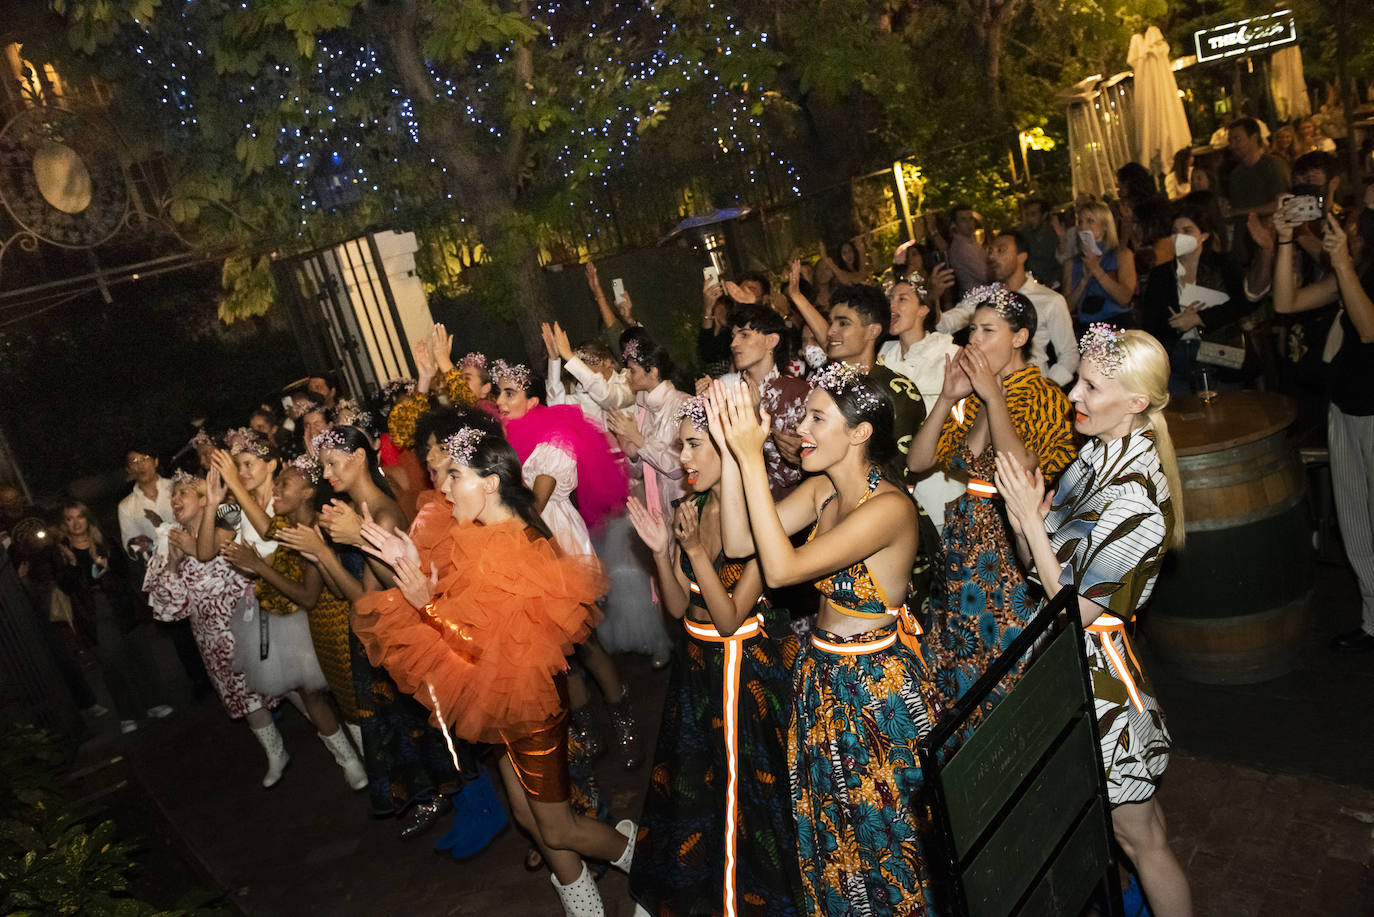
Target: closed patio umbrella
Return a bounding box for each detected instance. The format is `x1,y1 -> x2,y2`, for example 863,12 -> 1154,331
1128,25 -> 1192,176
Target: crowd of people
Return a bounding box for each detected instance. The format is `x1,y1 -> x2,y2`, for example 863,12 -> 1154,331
2,116 -> 1372,916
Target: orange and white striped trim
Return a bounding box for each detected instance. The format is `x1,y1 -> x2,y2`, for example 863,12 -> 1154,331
966,477 -> 998,498
1087,614 -> 1146,714
810,629 -> 898,655
681,614 -> 763,917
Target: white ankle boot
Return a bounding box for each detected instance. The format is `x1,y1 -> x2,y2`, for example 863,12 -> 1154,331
345,721 -> 364,753
251,722 -> 291,788
550,862 -> 604,917
319,729 -> 368,790
612,819 -> 637,873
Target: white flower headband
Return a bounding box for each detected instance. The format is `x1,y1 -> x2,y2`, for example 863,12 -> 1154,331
1079,323 -> 1126,376
491,359 -> 531,392
442,427 -> 486,467
812,361 -> 880,413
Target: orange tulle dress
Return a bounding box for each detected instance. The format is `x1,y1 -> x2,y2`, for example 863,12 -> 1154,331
352,512 -> 604,798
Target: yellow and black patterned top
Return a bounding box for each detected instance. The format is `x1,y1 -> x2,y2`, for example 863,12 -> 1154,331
935,365 -> 1076,483
387,369 -> 476,450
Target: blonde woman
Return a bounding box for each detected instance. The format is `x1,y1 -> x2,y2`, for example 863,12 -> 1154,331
1064,201 -> 1138,329
996,326 -> 1192,917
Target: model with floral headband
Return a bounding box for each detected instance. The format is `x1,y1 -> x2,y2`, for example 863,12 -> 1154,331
907,283 -> 1076,711
996,326 -> 1192,917
709,370 -> 940,915
624,396 -> 803,916
350,427 -> 637,917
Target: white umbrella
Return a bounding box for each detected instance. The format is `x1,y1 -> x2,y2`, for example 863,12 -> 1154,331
1128,25 -> 1192,176
1269,45 -> 1311,121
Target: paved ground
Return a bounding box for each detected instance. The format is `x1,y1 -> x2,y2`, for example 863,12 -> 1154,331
68,562 -> 1374,916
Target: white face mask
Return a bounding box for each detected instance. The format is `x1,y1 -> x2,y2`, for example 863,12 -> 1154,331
1172,232 -> 1200,258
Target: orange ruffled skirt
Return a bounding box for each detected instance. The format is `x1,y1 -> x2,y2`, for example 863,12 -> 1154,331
352,518 -> 604,747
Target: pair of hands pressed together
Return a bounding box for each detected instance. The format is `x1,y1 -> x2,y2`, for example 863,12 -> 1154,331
938,343 -> 1007,406
539,321 -> 576,362
412,322 -> 456,394
625,379 -> 769,540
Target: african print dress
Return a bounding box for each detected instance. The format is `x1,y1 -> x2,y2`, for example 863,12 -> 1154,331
630,520 -> 802,917
790,470 -> 941,917
1043,429 -> 1173,803
924,365 -> 1075,710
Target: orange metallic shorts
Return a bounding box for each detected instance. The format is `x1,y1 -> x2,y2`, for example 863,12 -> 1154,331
501,676 -> 570,803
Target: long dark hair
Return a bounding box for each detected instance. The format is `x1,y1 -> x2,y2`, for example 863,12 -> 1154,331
329,425 -> 395,498
464,434 -> 556,544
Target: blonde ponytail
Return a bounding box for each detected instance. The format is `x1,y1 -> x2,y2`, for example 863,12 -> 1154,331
1114,331 -> 1186,551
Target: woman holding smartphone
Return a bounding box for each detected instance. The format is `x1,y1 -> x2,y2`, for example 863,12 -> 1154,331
1065,201 -> 1138,330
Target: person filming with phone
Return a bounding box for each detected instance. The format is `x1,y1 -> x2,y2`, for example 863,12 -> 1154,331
1272,205 -> 1374,654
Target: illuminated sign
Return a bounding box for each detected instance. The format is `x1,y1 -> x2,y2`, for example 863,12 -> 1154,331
1193,10 -> 1297,63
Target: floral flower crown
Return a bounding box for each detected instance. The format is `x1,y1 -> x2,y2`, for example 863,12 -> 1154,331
1079,322 -> 1126,376
171,469 -> 203,489
225,427 -> 272,458
310,428 -> 348,457
491,359 -> 530,392
380,378 -> 416,402
620,338 -> 644,364
883,271 -> 929,302
287,399 -> 322,420
190,429 -> 215,450
812,361 -> 880,413
458,353 -> 487,372
675,396 -> 709,431
286,453 -> 323,484
442,427 -> 485,467
965,283 -> 1031,322
330,399 -> 372,432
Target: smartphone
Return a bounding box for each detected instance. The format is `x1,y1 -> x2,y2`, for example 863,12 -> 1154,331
612,278 -> 626,302
1078,229 -> 1102,256
929,249 -> 947,268
703,265 -> 720,288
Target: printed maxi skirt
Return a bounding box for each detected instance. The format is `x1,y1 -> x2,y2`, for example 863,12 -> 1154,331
790,623 -> 938,917
631,610 -> 803,916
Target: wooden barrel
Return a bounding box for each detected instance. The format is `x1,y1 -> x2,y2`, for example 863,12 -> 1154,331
1145,391 -> 1314,684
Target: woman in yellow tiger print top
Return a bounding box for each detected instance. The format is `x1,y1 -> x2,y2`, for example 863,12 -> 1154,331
907,285 -> 1076,711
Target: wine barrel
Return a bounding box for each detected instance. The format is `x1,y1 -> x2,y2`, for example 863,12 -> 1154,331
1145,391 -> 1314,684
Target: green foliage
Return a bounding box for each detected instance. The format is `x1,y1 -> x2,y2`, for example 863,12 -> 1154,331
218,254 -> 278,322
0,725 -> 229,916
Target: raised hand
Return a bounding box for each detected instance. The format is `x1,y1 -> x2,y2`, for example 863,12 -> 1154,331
1322,213 -> 1351,267
551,322 -> 574,361
715,378 -> 770,460
432,322 -> 455,373
206,465 -> 228,505
540,322 -> 559,361
210,449 -> 242,495
625,496 -> 670,556
584,260 -> 601,293
394,556 -> 438,610
788,258 -> 802,293
1270,193 -> 1297,242
928,263 -> 955,301
723,280 -> 757,304
414,339 -> 437,393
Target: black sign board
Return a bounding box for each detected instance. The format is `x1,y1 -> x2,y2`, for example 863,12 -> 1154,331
1193,10 -> 1297,63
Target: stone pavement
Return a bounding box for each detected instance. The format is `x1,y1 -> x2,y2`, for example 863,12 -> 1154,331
68,565 -> 1374,916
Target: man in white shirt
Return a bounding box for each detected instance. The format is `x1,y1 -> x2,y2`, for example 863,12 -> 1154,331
938,230 -> 1080,387
117,450 -> 175,558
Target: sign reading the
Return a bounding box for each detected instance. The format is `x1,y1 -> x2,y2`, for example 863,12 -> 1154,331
1193,10 -> 1297,63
